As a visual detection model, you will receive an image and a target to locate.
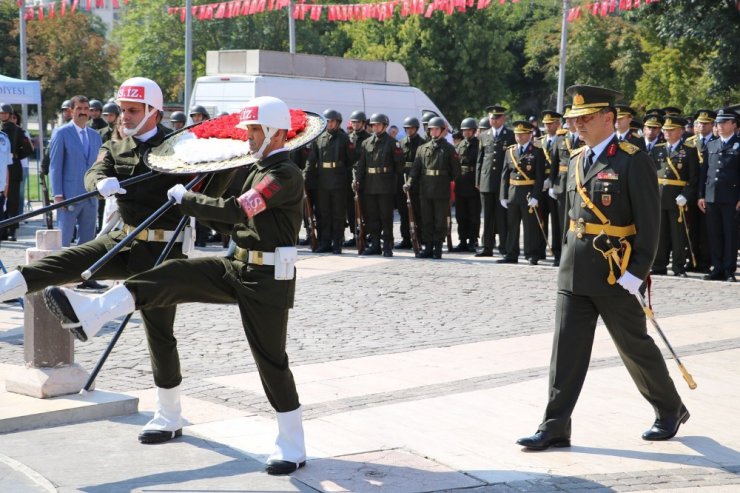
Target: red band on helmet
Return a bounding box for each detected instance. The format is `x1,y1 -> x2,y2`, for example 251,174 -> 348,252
117,85 -> 145,101
236,189 -> 266,218
240,106 -> 259,122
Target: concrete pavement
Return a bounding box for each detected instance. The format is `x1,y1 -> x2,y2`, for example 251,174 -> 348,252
1,213 -> 740,492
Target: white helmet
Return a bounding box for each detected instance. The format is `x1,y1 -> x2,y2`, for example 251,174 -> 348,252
237,96 -> 291,158
116,77 -> 163,137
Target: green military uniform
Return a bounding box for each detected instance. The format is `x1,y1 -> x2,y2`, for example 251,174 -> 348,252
476,109 -> 516,255
537,132 -> 560,262
354,132 -> 404,254
408,137 -> 459,256
292,146 -> 315,247
397,131 -> 426,247
499,128 -> 545,263
346,128 -> 370,244
122,150 -> 303,412
307,127 -> 352,251
552,130 -> 585,249
454,134 -> 480,250
18,127 -> 194,389
618,128 -> 646,151
649,126 -> 699,276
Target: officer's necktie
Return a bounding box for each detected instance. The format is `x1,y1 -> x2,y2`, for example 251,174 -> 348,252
647,142 -> 653,153
583,150 -> 593,175
80,128 -> 89,159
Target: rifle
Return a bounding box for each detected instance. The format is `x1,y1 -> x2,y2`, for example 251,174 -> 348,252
406,190 -> 420,254
38,173 -> 54,229
354,190 -> 365,254
303,188 -> 318,251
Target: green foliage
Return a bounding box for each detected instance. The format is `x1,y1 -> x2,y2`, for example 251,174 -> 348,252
0,2 -> 20,78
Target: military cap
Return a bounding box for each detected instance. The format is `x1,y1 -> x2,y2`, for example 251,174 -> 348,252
715,107 -> 739,123
630,118 -> 643,131
485,104 -> 507,116
662,116 -> 687,130
615,105 -> 636,119
562,104 -> 573,118
662,106 -> 682,116
693,109 -> 717,123
478,117 -> 491,130
644,107 -> 666,117
511,120 -> 534,134
566,85 -> 622,118
685,116 -> 694,126
60,99 -> 72,110
643,114 -> 664,128
541,110 -> 562,124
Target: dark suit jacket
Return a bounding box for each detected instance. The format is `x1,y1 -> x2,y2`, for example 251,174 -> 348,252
700,134 -> 740,204
558,137 -> 659,296
476,126 -> 515,193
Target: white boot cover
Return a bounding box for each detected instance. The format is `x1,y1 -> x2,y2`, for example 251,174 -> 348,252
268,405 -> 306,465
0,270 -> 28,301
143,386 -> 184,432
59,284 -> 135,339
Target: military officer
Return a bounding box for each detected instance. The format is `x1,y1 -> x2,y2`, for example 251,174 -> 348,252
538,110 -> 563,265
643,113 -> 664,154
353,113 -> 404,257
453,117 -> 481,252
396,116 -> 426,249
475,104 -> 516,257
615,105 -> 646,150
306,109 -> 352,254
405,117 -> 459,259
517,85 -> 688,451
345,110 -> 370,247
498,121 -> 545,265
698,108 -> 740,282
44,95 -> 310,476
685,109 -> 718,271
0,102 -> 33,241
0,77 -> 205,445
650,116 -> 699,277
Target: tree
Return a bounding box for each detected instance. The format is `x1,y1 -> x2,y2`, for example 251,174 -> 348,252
0,2 -> 20,79
23,11 -> 118,126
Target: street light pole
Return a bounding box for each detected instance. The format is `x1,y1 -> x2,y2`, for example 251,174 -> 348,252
19,0 -> 28,127
288,0 -> 296,54
556,0 -> 569,113
184,0 -> 193,113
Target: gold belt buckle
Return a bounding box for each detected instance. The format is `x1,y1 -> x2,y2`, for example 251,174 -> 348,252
135,229 -> 149,241
575,218 -> 585,239
252,251 -> 263,265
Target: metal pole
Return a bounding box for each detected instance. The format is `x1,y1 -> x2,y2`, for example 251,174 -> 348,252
19,1 -> 29,127
288,0 -> 296,54
556,0 -> 569,113
184,0 -> 193,112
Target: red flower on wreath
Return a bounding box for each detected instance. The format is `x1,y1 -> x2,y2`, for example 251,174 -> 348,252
189,109 -> 307,141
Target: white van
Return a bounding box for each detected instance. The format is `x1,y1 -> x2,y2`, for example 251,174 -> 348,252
190,50 -> 446,137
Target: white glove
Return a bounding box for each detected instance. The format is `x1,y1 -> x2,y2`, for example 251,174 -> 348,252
543,178 -> 552,190
676,194 -> 687,207
500,199 -> 508,209
617,270 -> 642,295
96,177 -> 126,198
527,197 -> 539,208
167,184 -> 187,204
548,188 -> 557,200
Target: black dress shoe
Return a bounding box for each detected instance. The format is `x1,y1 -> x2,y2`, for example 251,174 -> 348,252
395,239 -> 412,249
726,274 -> 737,283
42,287 -> 87,342
650,268 -> 668,275
528,258 -> 539,266
332,247 -> 342,254
552,258 -> 560,267
7,234 -> 16,242
496,257 -> 518,264
265,459 -> 306,475
383,248 -> 393,258
474,248 -> 493,257
703,271 -> 724,281
673,272 -> 688,278
76,279 -> 108,291
343,238 -> 356,247
298,238 -> 310,246
315,245 -> 333,253
516,430 -> 571,451
138,428 -> 183,444
642,406 -> 690,441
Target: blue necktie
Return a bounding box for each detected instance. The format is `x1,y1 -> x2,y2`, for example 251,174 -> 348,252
80,129 -> 89,159
583,150 -> 593,175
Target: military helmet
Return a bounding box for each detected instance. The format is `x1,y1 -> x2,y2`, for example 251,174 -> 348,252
189,104 -> 210,118
323,108 -> 342,122
89,99 -> 104,110
478,117 -> 491,130
0,103 -> 13,114
369,113 -> 389,125
102,102 -> 120,115
403,116 -> 420,128
460,117 -> 477,130
169,111 -> 186,123
349,110 -> 367,122
427,117 -> 447,129
60,100 -> 72,110
421,111 -> 437,125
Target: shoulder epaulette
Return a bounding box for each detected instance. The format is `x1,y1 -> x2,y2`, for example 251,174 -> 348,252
532,139 -> 543,148
655,142 -> 667,148
683,139 -> 696,148
571,145 -> 587,156
556,129 -> 568,136
506,144 -> 517,150
685,135 -> 697,143
619,141 -> 640,154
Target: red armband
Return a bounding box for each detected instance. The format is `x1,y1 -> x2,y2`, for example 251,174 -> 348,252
236,189 -> 267,218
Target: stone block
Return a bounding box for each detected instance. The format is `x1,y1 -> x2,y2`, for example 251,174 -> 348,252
35,229 -> 62,251
4,363 -> 92,398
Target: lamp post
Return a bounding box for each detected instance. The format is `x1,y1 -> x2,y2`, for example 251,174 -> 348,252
556,0 -> 569,113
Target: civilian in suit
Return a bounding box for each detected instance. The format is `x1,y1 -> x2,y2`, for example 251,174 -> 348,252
50,95 -> 103,247
698,108 -> 740,282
